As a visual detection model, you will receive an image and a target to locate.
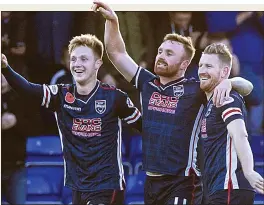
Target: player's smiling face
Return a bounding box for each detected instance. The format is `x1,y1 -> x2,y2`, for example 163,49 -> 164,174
70,46 -> 102,85
198,54 -> 223,93
154,40 -> 186,78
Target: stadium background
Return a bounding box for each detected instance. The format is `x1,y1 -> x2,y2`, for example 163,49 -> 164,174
1,11 -> 264,204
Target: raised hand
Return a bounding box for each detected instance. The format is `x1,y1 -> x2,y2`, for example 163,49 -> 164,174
92,0 -> 118,22
1,53 -> 8,69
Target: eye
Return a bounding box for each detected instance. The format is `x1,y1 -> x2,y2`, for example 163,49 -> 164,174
71,57 -> 76,62
81,57 -> 88,61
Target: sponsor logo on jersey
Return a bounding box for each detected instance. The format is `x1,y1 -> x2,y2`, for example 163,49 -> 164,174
63,104 -> 81,111
148,92 -> 178,114
65,92 -> 75,104
173,85 -> 184,98
48,85 -> 58,95
72,117 -> 102,138
201,118 -> 208,139
95,100 -> 106,114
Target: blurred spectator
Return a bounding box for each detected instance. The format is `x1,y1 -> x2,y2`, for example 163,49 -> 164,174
118,12 -> 156,69
205,11 -> 264,135
149,11 -> 208,79
208,37 -> 240,77
26,11 -> 74,84
1,75 -> 42,204
101,72 -> 117,87
50,45 -> 74,85
1,11 -> 28,78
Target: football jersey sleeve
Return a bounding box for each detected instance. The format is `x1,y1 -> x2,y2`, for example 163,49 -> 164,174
130,66 -> 157,91
116,89 -> 142,132
220,93 -> 245,126
41,84 -> 61,111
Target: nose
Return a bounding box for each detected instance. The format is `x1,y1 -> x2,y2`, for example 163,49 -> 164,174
198,66 -> 206,76
157,52 -> 165,61
72,58 -> 82,67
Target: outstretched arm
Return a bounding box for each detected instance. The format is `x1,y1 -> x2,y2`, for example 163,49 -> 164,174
230,77 -> 253,96
227,119 -> 264,194
92,0 -> 138,82
1,53 -> 43,104
213,77 -> 253,107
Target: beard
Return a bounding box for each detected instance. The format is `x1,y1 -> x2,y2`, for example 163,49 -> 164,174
154,62 -> 181,78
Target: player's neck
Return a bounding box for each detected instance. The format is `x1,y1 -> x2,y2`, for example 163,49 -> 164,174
76,78 -> 97,95
205,91 -> 213,101
159,74 -> 184,85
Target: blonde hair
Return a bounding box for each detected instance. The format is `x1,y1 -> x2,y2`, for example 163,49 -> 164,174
203,43 -> 232,68
163,33 -> 196,62
68,34 -> 104,59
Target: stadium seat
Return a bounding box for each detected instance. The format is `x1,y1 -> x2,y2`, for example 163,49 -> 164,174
26,135 -> 64,166
27,135 -> 62,155
26,166 -> 64,204
129,135 -> 142,159
129,135 -> 143,168
123,161 -> 133,177
61,186 -> 72,205
125,171 -> 146,205
250,135 -> 264,167
254,194 -> 264,204
122,140 -> 129,162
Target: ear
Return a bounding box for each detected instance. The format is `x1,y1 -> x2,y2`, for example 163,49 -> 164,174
95,59 -> 103,70
221,66 -> 230,79
180,60 -> 190,71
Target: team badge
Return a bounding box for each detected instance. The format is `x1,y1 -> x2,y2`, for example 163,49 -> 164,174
95,100 -> 106,114
173,85 -> 184,98
48,85 -> 58,95
65,92 -> 75,104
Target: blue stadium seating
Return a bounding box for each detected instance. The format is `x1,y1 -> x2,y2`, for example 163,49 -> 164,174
250,135 -> 264,167
26,166 -> 64,204
129,135 -> 143,169
26,135 -> 65,204
61,186 -> 72,205
129,135 -> 142,159
26,135 -> 63,165
254,194 -> 264,205
125,171 -> 146,205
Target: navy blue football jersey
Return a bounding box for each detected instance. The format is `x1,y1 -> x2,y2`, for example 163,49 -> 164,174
131,67 -> 206,176
201,90 -> 254,196
41,80 -> 141,191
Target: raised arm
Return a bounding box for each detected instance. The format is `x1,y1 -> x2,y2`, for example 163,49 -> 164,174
1,53 -> 43,104
92,0 -> 138,82
227,119 -> 264,194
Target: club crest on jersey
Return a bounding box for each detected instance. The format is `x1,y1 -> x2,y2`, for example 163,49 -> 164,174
95,100 -> 106,114
173,85 -> 184,98
205,104 -> 213,117
65,92 -> 75,104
